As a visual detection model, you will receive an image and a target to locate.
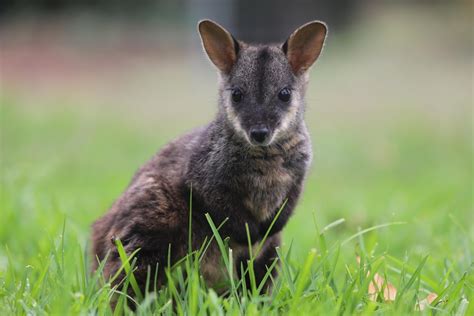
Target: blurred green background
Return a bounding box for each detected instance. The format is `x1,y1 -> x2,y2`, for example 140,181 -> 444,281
0,0 -> 472,304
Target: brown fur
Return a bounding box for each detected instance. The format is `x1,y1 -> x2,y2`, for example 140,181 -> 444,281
91,19 -> 327,304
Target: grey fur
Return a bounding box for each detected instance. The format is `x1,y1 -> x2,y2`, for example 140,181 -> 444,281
91,19 -> 327,300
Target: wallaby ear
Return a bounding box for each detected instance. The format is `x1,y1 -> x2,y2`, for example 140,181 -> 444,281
282,21 -> 327,74
198,19 -> 239,74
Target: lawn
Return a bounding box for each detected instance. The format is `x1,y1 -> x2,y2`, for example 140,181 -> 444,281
0,93 -> 472,314
0,6 -> 472,314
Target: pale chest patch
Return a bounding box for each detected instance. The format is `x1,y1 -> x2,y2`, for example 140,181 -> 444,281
242,157 -> 294,221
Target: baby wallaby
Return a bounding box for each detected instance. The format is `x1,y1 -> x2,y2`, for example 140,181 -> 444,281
92,19 -> 327,297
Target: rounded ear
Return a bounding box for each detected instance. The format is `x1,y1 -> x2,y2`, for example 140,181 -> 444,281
282,21 -> 327,74
198,19 -> 239,74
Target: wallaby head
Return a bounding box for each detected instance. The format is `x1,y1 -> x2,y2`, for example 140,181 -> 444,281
198,20 -> 327,146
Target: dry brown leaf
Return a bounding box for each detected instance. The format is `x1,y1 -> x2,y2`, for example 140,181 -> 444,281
357,256 -> 436,310
368,273 -> 397,302
357,256 -> 397,302
416,292 -> 438,311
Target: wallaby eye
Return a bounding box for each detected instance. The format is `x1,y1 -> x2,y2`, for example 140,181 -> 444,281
278,88 -> 291,102
231,88 -> 243,103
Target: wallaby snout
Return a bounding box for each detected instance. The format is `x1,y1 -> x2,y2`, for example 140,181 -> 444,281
249,126 -> 270,146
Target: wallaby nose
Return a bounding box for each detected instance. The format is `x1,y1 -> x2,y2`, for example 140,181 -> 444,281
250,128 -> 269,144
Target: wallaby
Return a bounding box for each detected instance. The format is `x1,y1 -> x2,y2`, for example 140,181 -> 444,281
92,19 -> 327,297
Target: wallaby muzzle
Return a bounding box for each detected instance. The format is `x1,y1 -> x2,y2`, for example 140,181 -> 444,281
249,126 -> 272,146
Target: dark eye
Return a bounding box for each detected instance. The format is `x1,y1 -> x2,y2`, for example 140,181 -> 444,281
278,88 -> 291,102
231,88 -> 243,103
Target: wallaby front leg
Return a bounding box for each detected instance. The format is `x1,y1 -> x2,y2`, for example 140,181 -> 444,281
237,233 -> 281,292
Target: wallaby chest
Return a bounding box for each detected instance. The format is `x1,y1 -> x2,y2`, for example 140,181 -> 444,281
237,135 -> 309,222
240,156 -> 293,221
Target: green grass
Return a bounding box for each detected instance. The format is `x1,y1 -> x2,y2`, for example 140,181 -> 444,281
0,98 -> 472,315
